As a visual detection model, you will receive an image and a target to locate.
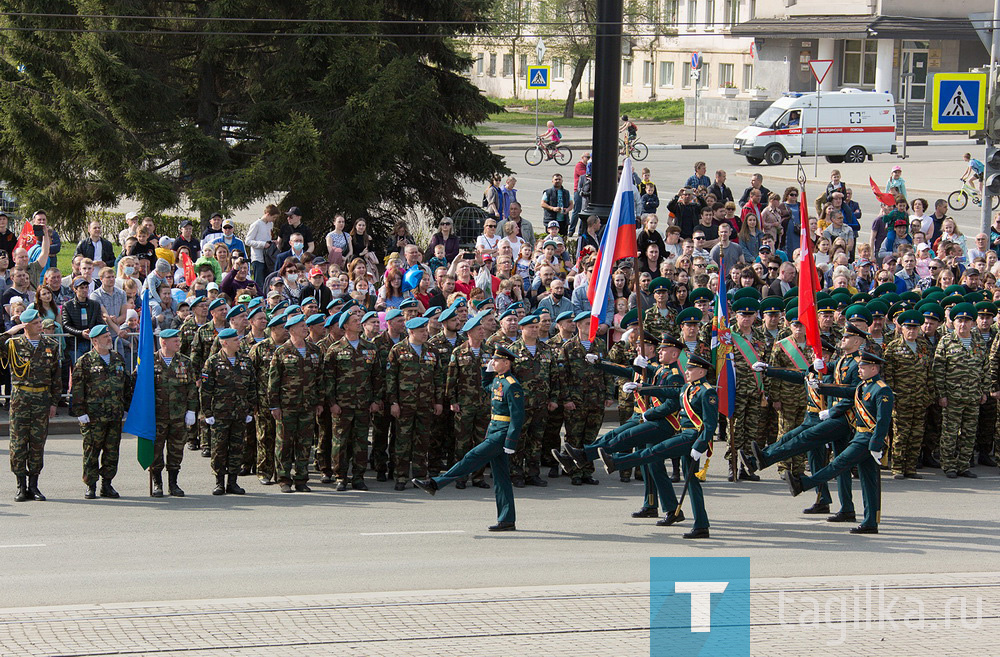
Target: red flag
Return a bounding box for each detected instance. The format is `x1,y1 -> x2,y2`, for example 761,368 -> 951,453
180,250 -> 196,287
869,176 -> 897,207
797,188 -> 825,373
14,221 -> 37,252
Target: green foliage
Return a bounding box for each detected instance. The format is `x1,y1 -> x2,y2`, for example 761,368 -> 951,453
488,98 -> 684,123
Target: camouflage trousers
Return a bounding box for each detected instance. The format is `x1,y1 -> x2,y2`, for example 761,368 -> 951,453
429,410 -> 455,473
940,399 -> 979,474
276,410 -> 315,483
394,406 -> 432,484
333,407 -> 371,482
315,405 -> 334,475
542,405 -> 565,468
452,401 -> 490,484
211,418 -> 247,476
978,398 -> 997,457
776,403 -> 807,476
152,417 -> 187,473
923,403 -> 942,455
617,402 -> 632,425
255,412 -> 277,480
891,402 -> 926,476
82,420 -> 122,485
727,389 -> 762,462
563,406 -> 603,477
242,418 -> 256,471
371,412 -> 397,476
9,391 -> 51,476
512,404 -> 548,480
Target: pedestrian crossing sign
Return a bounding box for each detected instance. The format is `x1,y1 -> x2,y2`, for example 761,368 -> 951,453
932,73 -> 986,131
527,66 -> 550,90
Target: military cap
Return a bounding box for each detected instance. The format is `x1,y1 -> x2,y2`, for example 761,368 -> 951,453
474,298 -> 495,311
650,277 -> 672,293
689,287 -> 715,304
362,311 -> 379,324
305,313 -> 325,327
326,298 -> 345,310
941,294 -> 965,309
944,284 -> 966,297
209,298 -> 226,311
507,301 -> 524,311
660,334 -> 685,350
760,297 -> 783,314
189,296 -> 206,308
266,314 -> 286,329
784,297 -> 798,311
225,305 -> 246,320
850,293 -> 872,305
831,293 -> 852,310
815,291 -> 832,302
498,308 -> 517,320
921,286 -> 943,298
573,311 -> 591,323
619,308 -> 639,328
687,353 -> 713,370
922,290 -> 945,304
829,287 -> 851,298
400,298 -> 420,310
866,300 -> 889,317
677,307 -> 702,325
785,307 -> 799,323
247,306 -> 264,319
439,306 -> 457,322
950,302 -> 976,320
977,301 -> 998,316
450,297 -> 468,309
160,328 -> 181,339
921,303 -> 945,323
881,292 -> 901,305
556,310 -> 575,324
218,327 -> 238,340
845,323 -> 870,339
88,324 -> 109,339
405,317 -> 429,330
897,310 -> 924,326
19,308 -> 39,323
518,313 -> 540,326
872,282 -> 897,297
899,291 -> 921,304
820,336 -> 837,353
285,304 -> 302,315
284,314 -> 305,329
463,309 -> 490,333
273,299 -> 290,312
780,287 -> 798,301
845,304 -> 873,324
324,314 -> 339,328
385,308 -> 404,321
858,351 -> 885,366
733,287 -> 761,302
338,312 -> 354,328
732,297 -> 760,314
493,344 -> 517,361
423,306 -> 443,318
247,297 -> 264,309
817,296 -> 838,313
965,291 -> 986,304
299,296 -> 317,307
887,301 -> 910,320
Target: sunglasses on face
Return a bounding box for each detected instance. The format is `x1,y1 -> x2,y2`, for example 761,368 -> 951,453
768,266 -> 779,271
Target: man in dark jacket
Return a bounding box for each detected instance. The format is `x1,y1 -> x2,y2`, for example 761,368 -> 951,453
61,276 -> 104,364
0,213 -> 17,260
74,221 -> 116,269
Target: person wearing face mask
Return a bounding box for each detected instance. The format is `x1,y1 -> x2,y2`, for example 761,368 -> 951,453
275,232 -> 307,271
535,278 -> 572,335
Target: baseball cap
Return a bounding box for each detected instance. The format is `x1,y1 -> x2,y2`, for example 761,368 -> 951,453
179,219 -> 193,228
124,211 -> 139,221
286,206 -> 302,217
891,165 -> 902,172
222,219 -> 235,228
207,282 -> 220,291
547,220 -> 559,228
309,266 -> 325,278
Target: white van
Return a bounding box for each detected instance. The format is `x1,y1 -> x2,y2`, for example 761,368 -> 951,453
733,89 -> 897,166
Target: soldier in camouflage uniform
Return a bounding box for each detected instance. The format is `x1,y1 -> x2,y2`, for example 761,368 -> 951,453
607,320 -> 640,425
191,298 -> 230,455
426,305 -> 463,473
934,302 -> 989,478
178,296 -> 208,451
201,327 -> 257,495
151,328 -> 199,497
370,308 -> 406,481
757,298 -> 784,448
313,314 -> 339,482
70,324 -> 134,499
267,314 -> 325,493
239,305 -> 269,476
882,310 -> 934,479
482,308 -> 520,358
765,308 -> 811,477
919,303 -> 945,467
509,313 -> 560,487
975,302 -> 999,467
386,316 -> 444,490
559,312 -> 612,485
541,311 -> 577,478
0,309 -> 61,502
249,314 -> 288,485
325,311 -> 382,491
643,278 -> 677,341
446,310 -> 493,489
727,298 -> 766,481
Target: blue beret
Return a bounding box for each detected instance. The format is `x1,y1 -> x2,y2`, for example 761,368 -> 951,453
326,298 -> 345,310
518,314 -> 540,326
209,298 -> 226,311
160,328 -> 180,339
247,297 -> 264,309
556,311 -> 575,323
423,306 -> 443,318
273,299 -> 289,311
88,324 -> 109,339
498,308 -> 517,320
405,317 -> 429,330
285,305 -> 301,315
306,313 -> 325,327
463,309 -> 490,333
218,327 -> 238,340
507,301 -> 523,311
189,296 -> 205,308
325,314 -> 339,328
385,308 -> 403,321
439,307 -> 457,322
340,299 -> 356,314
19,308 -> 39,323
400,298 -> 420,309
474,299 -> 494,310
573,311 -> 591,323
362,311 -> 379,324
338,312 -> 353,328
248,306 -> 264,319
225,305 -> 246,320
266,314 -> 286,329
284,314 -> 305,329
299,296 -> 317,307
450,297 -> 467,308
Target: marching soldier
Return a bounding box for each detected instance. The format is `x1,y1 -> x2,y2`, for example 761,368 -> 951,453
426,305 -> 463,473
764,308 -> 810,478
446,310 -> 494,489
413,344 -> 524,532
70,324 -> 134,499
370,308 -> 406,482
201,327 -> 257,495
559,312 -> 611,485
541,311 -> 576,478
248,314 -> 288,485
386,316 -> 443,491
267,314 -> 325,493
151,328 -> 199,497
325,311 -> 382,491
882,310 -> 934,479
240,305 -> 268,476
607,313 -> 640,426
727,298 -> 765,482
509,313 -> 560,487
0,308 -> 61,502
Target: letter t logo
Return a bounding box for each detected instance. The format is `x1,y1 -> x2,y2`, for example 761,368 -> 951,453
675,581 -> 729,632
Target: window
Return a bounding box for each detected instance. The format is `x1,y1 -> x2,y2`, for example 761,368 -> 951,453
842,39 -> 878,87
502,54 -> 514,77
723,0 -> 739,26
700,62 -> 710,88
687,0 -> 697,29
553,57 -> 564,80
705,0 -> 715,28
623,59 -> 633,85
743,63 -> 754,90
659,61 -> 674,87
719,63 -> 734,87
519,54 -> 528,79
643,60 -> 653,86
489,53 -> 496,77
476,53 -> 484,76
682,62 -> 691,88
749,0 -> 756,19
665,0 -> 679,23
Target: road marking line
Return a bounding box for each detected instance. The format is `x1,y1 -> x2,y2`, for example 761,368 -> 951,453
0,543 -> 46,548
359,530 -> 465,536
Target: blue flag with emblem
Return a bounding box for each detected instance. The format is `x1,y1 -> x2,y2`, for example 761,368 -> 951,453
123,288 -> 157,469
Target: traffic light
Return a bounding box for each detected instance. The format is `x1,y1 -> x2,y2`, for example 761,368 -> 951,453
986,146 -> 1000,196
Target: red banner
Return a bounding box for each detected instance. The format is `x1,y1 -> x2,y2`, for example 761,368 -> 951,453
797,188 -> 825,373
869,176 -> 897,206
180,250 -> 196,287
14,221 -> 37,252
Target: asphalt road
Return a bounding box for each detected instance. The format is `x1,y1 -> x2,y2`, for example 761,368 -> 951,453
2,429 -> 997,608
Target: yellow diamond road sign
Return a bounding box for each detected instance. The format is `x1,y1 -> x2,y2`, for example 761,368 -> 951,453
932,72 -> 986,131
527,66 -> 550,90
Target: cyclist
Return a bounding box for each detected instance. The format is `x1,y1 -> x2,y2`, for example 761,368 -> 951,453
962,152 -> 984,195
541,120 -> 562,158
619,114 -> 638,150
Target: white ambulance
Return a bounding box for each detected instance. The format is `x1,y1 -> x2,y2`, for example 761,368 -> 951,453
733,89 -> 897,166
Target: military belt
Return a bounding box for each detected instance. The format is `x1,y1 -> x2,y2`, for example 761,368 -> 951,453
13,385 -> 47,393
491,414 -> 511,422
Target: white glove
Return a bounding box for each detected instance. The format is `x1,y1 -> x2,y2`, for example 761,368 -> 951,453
813,358 -> 825,371
76,414 -> 90,425
633,355 -> 649,368
245,415 -> 253,423
486,362 -> 496,373
184,411 -> 196,427
622,381 -> 640,394
642,409 -> 653,421
585,353 -> 599,364
621,328 -> 633,343
690,448 -> 704,462
122,412 -> 127,421
806,377 -> 819,389
870,450 -> 883,462
205,416 -> 216,426
818,409 -> 831,421
503,447 -> 515,455
751,361 -> 768,372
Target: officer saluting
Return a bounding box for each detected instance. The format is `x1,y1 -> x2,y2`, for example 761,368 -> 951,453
413,344 -> 525,532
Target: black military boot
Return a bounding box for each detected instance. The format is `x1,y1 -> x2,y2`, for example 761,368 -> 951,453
27,475 -> 46,501
99,478 -> 119,499
226,474 -> 245,495
978,451 -> 998,467
670,458 -> 681,483
84,483 -> 97,499
168,471 -> 185,497
212,473 -> 226,495
150,472 -> 164,498
14,475 -> 30,502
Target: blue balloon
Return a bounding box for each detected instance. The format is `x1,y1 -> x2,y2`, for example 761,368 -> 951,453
402,265 -> 423,293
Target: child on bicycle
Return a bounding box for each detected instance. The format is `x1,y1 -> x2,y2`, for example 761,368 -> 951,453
620,115 -> 638,145
541,120 -> 561,157
962,152 -> 985,195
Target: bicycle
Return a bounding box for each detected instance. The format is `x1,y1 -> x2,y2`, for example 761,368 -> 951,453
947,178 -> 999,211
524,136 -> 573,166
617,137 -> 648,161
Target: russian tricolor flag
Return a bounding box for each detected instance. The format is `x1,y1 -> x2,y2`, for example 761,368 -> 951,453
587,157 -> 638,340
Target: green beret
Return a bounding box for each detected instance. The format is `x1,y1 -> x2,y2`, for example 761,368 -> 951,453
897,310 -> 924,326
732,298 -> 760,314
677,307 -> 703,325
689,287 -> 715,304
976,301 -> 998,316
218,327 -> 238,340
872,282 -> 897,296
950,302 -> 976,320
850,293 -> 872,304
88,324 -> 109,339
941,294 -> 965,309
921,303 -> 945,323
760,297 -> 783,314
845,304 -> 873,324
732,287 -> 761,301
650,277 -> 672,293
160,328 -> 180,339
866,300 -> 889,317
